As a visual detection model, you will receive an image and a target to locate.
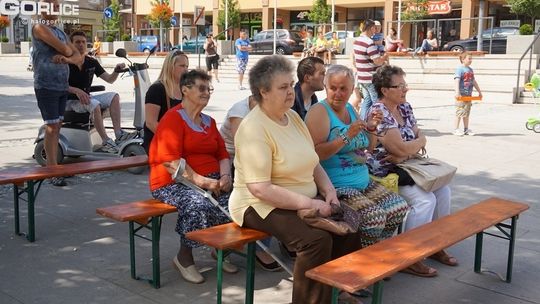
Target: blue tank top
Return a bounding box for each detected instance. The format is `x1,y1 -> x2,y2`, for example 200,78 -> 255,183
32,25 -> 69,91
319,100 -> 370,190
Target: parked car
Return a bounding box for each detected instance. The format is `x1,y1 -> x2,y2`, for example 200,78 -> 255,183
172,36 -> 206,54
324,30 -> 356,54
442,27 -> 519,54
132,35 -> 158,53
250,29 -> 304,55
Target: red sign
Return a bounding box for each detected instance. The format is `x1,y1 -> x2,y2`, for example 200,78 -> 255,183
407,0 -> 452,15
427,0 -> 452,15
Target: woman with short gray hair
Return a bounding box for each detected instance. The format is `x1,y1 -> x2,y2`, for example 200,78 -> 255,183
229,56 -> 365,303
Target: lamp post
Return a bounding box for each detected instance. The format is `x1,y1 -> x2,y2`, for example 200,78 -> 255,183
397,0 -> 402,39
179,0 -> 183,50
331,0 -> 335,32
159,0 -> 163,52
273,0 -> 276,54
225,0 -> 228,40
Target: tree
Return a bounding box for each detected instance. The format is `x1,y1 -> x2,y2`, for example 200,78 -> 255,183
0,15 -> 10,40
103,0 -> 121,40
308,0 -> 331,32
217,0 -> 241,35
506,0 -> 540,24
401,0 -> 429,21
147,0 -> 173,29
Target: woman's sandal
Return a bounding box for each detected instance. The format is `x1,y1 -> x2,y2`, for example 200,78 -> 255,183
400,261 -> 438,277
429,250 -> 459,266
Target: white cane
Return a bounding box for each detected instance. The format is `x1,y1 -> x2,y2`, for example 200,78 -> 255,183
171,159 -> 294,277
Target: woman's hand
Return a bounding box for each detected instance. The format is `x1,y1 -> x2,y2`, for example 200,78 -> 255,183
382,153 -> 409,164
324,189 -> 340,206
219,174 -> 232,193
366,109 -> 383,131
346,120 -> 367,139
205,178 -> 221,197
311,198 -> 332,217
163,160 -> 179,175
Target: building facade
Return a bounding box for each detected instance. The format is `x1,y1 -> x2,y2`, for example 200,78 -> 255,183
131,0 -> 533,50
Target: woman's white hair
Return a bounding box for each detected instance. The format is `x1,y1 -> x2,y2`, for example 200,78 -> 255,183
324,64 -> 355,87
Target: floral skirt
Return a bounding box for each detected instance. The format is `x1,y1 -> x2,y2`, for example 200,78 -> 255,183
151,173 -> 231,248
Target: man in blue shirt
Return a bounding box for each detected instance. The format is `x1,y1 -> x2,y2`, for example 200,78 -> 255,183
235,30 -> 252,90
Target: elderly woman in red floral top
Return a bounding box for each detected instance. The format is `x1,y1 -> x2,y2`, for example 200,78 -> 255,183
149,69 -> 237,284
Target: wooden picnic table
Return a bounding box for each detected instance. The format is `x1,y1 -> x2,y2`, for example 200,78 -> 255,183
0,155 -> 148,242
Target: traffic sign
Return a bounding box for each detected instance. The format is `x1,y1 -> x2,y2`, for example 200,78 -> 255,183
194,6 -> 205,26
103,7 -> 113,19
171,16 -> 178,27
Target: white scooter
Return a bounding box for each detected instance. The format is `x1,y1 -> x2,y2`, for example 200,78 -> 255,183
33,47 -> 156,174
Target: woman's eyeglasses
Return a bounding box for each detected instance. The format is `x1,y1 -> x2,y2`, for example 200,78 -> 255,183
387,83 -> 408,90
186,84 -> 214,94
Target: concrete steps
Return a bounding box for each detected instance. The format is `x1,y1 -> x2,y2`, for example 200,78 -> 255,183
4,51 -> 536,104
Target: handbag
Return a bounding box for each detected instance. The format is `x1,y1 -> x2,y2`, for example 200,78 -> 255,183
397,155 -> 457,192
297,203 -> 354,236
370,173 -> 399,193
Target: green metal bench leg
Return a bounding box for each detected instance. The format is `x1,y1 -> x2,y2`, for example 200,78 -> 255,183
129,221 -> 137,280
245,242 -> 256,304
474,231 -> 484,273
151,216 -> 161,289
371,281 -> 384,304
216,249 -> 224,304
331,287 -> 339,304
13,184 -> 20,236
12,180 -> 41,242
506,216 -> 518,283
26,181 -> 35,242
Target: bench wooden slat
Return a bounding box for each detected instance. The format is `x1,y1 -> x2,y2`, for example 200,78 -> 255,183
306,197 -> 529,293
186,222 -> 269,250
96,198 -> 176,222
0,155 -> 148,185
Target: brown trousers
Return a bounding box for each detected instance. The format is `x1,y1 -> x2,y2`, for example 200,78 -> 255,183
243,207 -> 364,304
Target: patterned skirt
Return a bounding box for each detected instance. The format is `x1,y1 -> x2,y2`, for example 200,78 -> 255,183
151,172 -> 231,248
337,181 -> 409,248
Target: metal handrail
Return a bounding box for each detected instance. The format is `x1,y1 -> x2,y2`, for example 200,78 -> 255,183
514,32 -> 540,103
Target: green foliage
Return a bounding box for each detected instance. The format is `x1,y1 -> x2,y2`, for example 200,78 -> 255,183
106,35 -> 115,43
519,24 -> 533,35
218,0 -> 241,31
103,0 -> 121,39
506,0 -> 540,22
401,0 -> 429,21
308,0 -> 331,25
1,37 -> 9,43
121,34 -> 132,41
215,33 -> 226,40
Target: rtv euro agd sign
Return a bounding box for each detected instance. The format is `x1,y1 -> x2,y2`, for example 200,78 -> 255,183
0,0 -> 80,16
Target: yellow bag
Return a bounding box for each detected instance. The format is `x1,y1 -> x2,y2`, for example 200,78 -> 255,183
370,173 -> 399,193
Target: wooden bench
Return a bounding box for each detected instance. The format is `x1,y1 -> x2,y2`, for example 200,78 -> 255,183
96,198 -> 176,289
426,50 -> 487,56
306,197 -> 529,304
0,155 -> 148,242
186,223 -> 269,304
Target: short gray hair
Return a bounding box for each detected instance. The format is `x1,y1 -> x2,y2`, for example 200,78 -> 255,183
248,55 -> 294,102
324,64 -> 355,87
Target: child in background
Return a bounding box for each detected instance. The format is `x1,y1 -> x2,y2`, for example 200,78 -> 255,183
454,51 -> 482,136
372,21 -> 385,54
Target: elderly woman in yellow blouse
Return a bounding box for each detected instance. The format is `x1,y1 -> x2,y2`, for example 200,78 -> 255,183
229,55 -> 364,304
